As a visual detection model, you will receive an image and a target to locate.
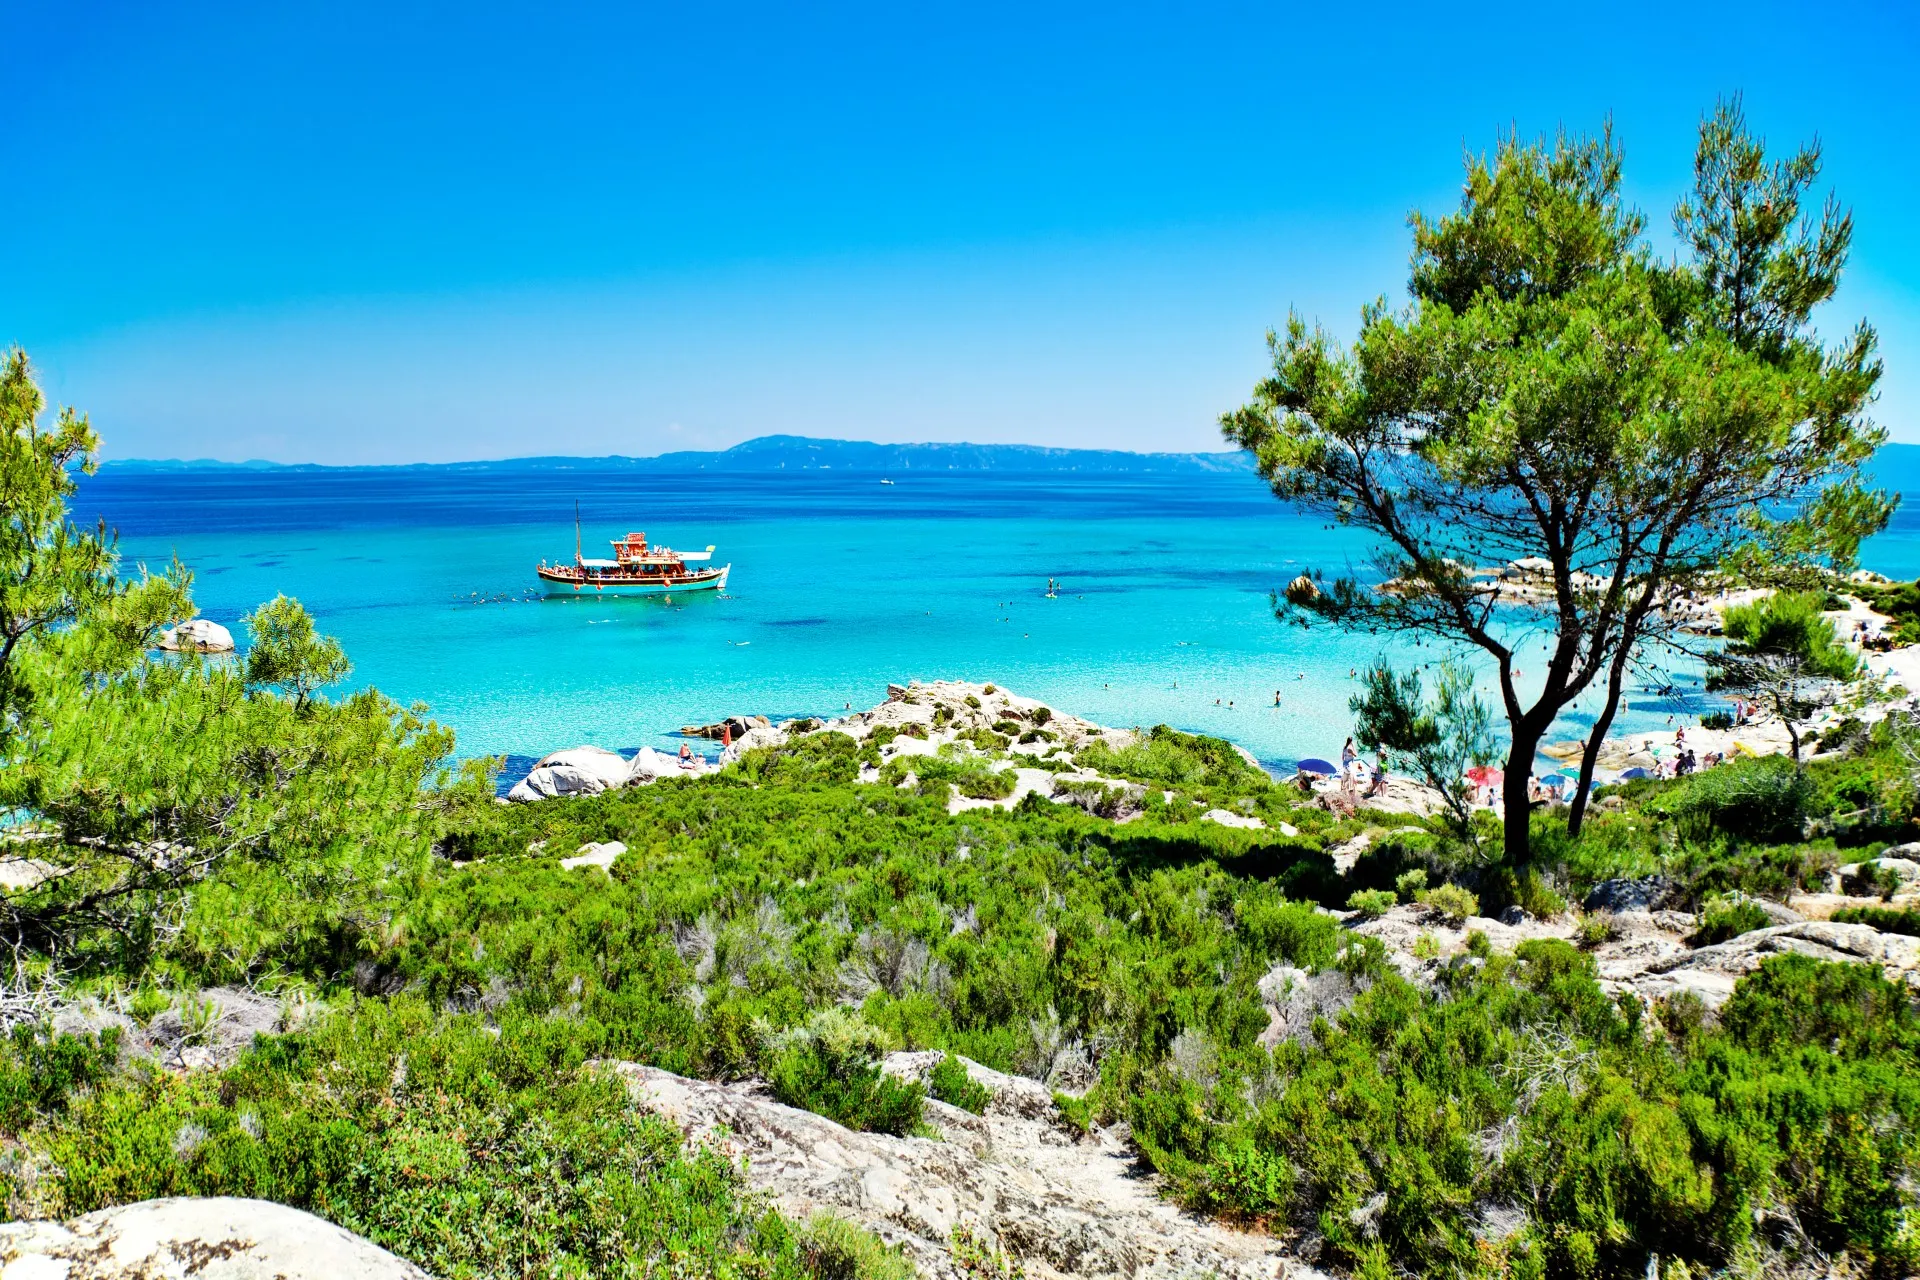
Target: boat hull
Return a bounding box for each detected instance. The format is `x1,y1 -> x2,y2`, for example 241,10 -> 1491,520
538,564 -> 730,597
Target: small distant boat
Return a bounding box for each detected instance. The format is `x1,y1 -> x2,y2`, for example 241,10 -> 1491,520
537,508 -> 730,597
880,478 -> 895,485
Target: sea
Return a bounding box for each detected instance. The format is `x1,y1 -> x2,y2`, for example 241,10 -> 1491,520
71,463 -> 1920,781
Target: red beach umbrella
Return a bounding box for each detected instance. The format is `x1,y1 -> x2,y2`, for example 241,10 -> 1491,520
1464,765 -> 1503,787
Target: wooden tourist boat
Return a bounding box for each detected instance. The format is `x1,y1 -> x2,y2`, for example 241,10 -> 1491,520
537,523 -> 731,597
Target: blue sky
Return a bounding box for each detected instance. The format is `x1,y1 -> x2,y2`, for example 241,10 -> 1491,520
7,0 -> 1917,464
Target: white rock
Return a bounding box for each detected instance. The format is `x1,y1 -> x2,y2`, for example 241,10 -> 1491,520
561,840 -> 628,871
506,746 -> 634,802
719,725 -> 785,764
1200,809 -> 1265,830
0,1196 -> 429,1279
158,619 -> 235,653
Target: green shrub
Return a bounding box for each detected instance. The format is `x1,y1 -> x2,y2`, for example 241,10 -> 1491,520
1829,905 -> 1920,936
1574,913 -> 1615,950
927,1054 -> 992,1114
992,720 -> 1021,735
2,1001 -> 810,1278
1030,707 -> 1052,726
793,1213 -> 916,1280
956,770 -> 1015,801
767,1010 -> 925,1136
1646,754 -> 1813,842
1689,894 -> 1775,945
0,1024 -> 122,1134
1394,868 -> 1428,901
1346,889 -> 1396,919
1416,884 -> 1478,925
1700,710 -> 1733,731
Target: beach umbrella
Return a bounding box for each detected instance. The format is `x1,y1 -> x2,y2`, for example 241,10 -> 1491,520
1617,766 -> 1652,781
1539,773 -> 1567,787
1465,764 -> 1503,786
1296,758 -> 1337,775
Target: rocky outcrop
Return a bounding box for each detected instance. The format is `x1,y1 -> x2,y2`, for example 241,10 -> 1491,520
681,715 -> 771,740
1583,876 -> 1681,913
560,840 -> 627,871
506,746 -> 634,802
605,1059 -> 1324,1280
0,1196 -> 428,1279
1344,900 -> 1920,1011
158,619 -> 235,653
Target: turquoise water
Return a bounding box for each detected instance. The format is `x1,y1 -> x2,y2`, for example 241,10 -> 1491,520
73,467 -> 1920,774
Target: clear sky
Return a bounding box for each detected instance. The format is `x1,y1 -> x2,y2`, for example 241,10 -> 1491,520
7,0 -> 1917,464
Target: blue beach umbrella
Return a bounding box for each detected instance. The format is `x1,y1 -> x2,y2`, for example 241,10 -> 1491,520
1617,766 -> 1652,781
1296,758 -> 1338,775
1539,773 -> 1568,787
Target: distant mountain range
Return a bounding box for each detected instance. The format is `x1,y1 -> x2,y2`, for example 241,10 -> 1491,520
100,435 -> 1258,476
98,436 -> 1920,491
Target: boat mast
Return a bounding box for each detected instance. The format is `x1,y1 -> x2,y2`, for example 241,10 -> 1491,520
574,501 -> 582,567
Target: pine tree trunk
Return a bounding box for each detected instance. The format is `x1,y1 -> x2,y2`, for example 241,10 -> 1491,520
1568,651 -> 1631,837
1502,723 -> 1546,866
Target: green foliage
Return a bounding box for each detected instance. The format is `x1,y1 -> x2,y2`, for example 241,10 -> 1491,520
927,1053 -> 993,1115
1644,754 -> 1814,843
1223,105 -> 1890,866
1710,592 -> 1861,760
1830,905 -> 1920,937
1346,889 -> 1396,919
0,1024 -> 121,1133
1394,869 -> 1428,901
1074,725 -> 1267,795
1700,710 -> 1734,731
793,1213 -> 916,1280
1690,894 -> 1776,945
2,1000 -> 814,1278
1416,884 -> 1478,925
1349,660 -> 1496,847
767,1009 -> 925,1136
243,593 -> 352,706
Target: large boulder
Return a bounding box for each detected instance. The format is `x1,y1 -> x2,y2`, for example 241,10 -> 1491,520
159,619 -> 235,653
719,725 -> 785,764
0,1196 -> 429,1278
506,746 -> 632,803
1583,875 -> 1681,914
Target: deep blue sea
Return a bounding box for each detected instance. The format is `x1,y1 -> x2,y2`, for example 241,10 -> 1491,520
71,467 -> 1920,774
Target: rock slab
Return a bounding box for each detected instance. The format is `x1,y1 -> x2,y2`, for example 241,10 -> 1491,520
606,1060 -> 1323,1280
0,1197 -> 428,1279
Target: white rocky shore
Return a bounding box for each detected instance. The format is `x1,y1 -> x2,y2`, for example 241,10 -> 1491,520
508,678 -> 1445,822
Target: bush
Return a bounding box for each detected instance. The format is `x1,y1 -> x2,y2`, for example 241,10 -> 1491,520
1346,889 -> 1397,919
1690,894 -> 1775,945
1030,707 -> 1052,726
1416,884 -> 1478,925
1829,905 -> 1920,936
1394,869 -> 1428,901
0,1024 -> 122,1134
955,770 -> 1015,801
2,1002 -> 811,1278
767,1010 -> 925,1136
1700,710 -> 1733,731
793,1213 -> 916,1280
927,1054 -> 992,1114
1645,755 -> 1813,842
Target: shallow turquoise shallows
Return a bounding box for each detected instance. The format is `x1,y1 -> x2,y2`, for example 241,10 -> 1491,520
75,466 -> 1920,774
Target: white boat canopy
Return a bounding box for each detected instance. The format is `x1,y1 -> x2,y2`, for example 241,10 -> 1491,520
581,558 -> 620,568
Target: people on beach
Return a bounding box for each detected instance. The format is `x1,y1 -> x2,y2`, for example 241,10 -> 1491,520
1341,737 -> 1357,770
1367,749 -> 1387,797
